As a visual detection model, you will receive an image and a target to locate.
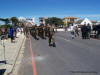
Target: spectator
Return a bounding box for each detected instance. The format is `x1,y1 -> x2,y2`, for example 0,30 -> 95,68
81,24 -> 88,39
97,25 -> 100,39
74,26 -> 79,37
70,24 -> 75,39
9,27 -> 14,43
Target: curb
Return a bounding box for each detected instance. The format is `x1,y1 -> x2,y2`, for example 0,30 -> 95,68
4,35 -> 26,75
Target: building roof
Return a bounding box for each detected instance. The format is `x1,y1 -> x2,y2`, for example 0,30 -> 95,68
64,16 -> 78,19
75,18 -> 99,25
91,20 -> 98,24
75,19 -> 83,24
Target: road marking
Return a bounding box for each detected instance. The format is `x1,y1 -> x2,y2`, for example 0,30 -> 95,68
29,35 -> 37,75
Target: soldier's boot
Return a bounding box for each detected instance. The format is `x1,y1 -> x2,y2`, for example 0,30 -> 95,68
51,35 -> 56,47
49,43 -> 52,46
53,43 -> 56,47
36,36 -> 39,40
49,38 -> 52,46
36,30 -> 39,40
43,36 -> 46,40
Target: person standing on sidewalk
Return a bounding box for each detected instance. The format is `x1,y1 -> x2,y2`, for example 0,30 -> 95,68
9,27 -> 14,43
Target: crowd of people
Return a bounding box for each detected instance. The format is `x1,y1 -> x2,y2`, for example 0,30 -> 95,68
1,23 -> 100,47
24,24 -> 56,47
0,26 -> 23,43
69,23 -> 100,39
23,23 -> 100,48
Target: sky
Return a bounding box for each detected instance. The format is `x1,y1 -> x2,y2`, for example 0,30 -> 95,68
0,0 -> 100,23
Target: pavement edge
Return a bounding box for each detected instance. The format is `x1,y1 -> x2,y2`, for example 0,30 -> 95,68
4,35 -> 26,75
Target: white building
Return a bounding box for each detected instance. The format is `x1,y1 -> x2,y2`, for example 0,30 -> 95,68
75,18 -> 99,28
81,18 -> 92,25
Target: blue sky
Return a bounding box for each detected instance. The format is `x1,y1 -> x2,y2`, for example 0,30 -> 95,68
0,0 -> 100,23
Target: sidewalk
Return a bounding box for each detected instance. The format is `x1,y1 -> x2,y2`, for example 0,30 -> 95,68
0,33 -> 26,75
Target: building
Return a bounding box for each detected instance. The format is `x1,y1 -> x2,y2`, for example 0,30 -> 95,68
39,17 -> 48,25
26,17 -> 35,25
63,16 -> 78,27
75,18 -> 99,28
18,16 -> 35,25
18,16 -> 35,27
81,18 -> 92,25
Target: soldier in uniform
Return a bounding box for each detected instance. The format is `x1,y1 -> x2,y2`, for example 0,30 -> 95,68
31,26 -> 39,40
48,24 -> 56,47
24,26 -> 29,38
35,26 -> 39,40
38,25 -> 43,39
42,26 -> 46,39
45,25 -> 49,37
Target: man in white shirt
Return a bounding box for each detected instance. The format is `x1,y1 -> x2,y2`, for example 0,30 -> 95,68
70,24 -> 75,39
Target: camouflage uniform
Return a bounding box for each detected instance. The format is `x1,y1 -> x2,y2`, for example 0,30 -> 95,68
43,26 -> 46,39
31,26 -> 39,40
48,25 -> 56,47
24,27 -> 29,38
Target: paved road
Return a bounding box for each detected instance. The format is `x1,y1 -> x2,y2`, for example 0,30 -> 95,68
19,32 -> 100,75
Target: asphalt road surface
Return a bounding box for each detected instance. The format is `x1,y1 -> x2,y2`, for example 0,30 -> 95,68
19,32 -> 100,75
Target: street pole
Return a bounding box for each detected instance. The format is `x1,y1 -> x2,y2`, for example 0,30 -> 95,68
3,38 -> 6,64
0,35 -> 6,64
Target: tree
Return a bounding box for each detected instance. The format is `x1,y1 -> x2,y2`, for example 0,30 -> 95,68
0,18 -> 5,22
4,18 -> 10,25
0,18 -> 10,25
11,17 -> 18,26
45,17 -> 64,27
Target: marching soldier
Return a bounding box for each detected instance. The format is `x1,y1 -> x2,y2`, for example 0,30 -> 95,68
48,24 -> 56,47
31,26 -> 39,40
43,26 -> 46,39
24,26 -> 29,38
39,25 -> 43,39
